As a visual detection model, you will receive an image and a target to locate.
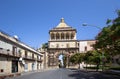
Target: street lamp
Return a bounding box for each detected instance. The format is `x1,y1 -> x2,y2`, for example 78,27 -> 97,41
82,23 -> 102,30
82,23 -> 105,71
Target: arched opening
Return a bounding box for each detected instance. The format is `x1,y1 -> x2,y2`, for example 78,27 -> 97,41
58,54 -> 64,68
61,33 -> 64,39
51,33 -> 55,40
56,33 -> 60,40
71,33 -> 74,39
66,33 -> 69,39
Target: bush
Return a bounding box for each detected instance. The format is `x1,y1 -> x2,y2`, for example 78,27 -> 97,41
84,66 -> 97,69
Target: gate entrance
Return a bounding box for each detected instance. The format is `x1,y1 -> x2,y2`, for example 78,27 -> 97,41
58,54 -> 63,68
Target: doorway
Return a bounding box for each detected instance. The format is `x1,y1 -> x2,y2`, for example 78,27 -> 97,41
12,60 -> 18,73
58,54 -> 64,68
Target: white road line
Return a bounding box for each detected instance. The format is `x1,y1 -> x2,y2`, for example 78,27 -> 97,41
89,76 -> 95,79
81,78 -> 86,79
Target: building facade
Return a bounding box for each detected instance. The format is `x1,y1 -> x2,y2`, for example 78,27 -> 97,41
38,48 -> 48,69
0,31 -> 43,76
78,40 -> 96,53
48,18 -> 79,67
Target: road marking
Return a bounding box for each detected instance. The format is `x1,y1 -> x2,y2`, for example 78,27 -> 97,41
81,78 -> 86,79
89,76 -> 95,79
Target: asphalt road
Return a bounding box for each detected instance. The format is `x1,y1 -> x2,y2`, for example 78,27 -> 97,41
7,68 -> 120,79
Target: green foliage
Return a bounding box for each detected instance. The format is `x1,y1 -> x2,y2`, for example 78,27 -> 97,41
84,66 -> 98,69
116,10 -> 120,17
95,10 -> 120,56
84,50 -> 101,65
106,19 -> 112,24
69,53 -> 84,64
42,43 -> 48,49
109,66 -> 120,70
63,55 -> 67,68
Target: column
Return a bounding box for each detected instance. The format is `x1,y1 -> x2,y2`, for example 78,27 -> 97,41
59,32 -> 61,40
69,32 -> 71,40
54,32 -> 56,40
64,32 -> 66,40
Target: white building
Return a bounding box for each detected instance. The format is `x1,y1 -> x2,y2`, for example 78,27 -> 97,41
78,40 -> 96,53
48,18 -> 79,68
0,31 -> 43,77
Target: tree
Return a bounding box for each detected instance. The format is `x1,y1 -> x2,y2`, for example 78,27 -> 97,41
63,55 -> 67,68
69,53 -> 84,68
95,10 -> 120,58
83,50 -> 101,71
42,43 -> 48,49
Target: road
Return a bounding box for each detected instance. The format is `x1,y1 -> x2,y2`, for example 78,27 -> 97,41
7,68 -> 120,79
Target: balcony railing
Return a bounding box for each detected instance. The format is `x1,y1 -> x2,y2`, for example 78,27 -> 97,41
0,48 -> 21,57
0,48 -> 42,61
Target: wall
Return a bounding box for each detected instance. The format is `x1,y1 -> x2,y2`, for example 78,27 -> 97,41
49,41 -> 77,48
79,41 -> 87,53
0,57 -> 11,75
0,40 -> 12,51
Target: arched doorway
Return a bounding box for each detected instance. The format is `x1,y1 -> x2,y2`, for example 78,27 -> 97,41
58,53 -> 64,68
57,52 -> 69,68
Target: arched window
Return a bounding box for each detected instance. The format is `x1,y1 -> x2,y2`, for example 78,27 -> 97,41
61,33 -> 64,39
71,33 -> 74,39
51,33 -> 55,39
56,33 -> 60,40
66,33 -> 69,39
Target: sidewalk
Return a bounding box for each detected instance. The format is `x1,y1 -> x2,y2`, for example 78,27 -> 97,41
0,68 -> 55,79
0,73 -> 21,79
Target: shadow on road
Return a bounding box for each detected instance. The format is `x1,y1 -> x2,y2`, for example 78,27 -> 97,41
68,68 -> 120,79
68,69 -> 87,79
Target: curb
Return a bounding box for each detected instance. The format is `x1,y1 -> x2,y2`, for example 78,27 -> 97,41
0,73 -> 21,79
101,70 -> 120,76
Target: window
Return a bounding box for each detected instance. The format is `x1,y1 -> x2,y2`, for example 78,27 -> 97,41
25,50 -> 27,58
56,33 -> 60,40
32,53 -> 34,59
78,43 -> 79,47
51,33 -> 55,39
37,56 -> 39,60
71,33 -> 74,39
66,33 -> 69,39
18,49 -> 22,57
12,46 -> 17,56
85,46 -> 87,51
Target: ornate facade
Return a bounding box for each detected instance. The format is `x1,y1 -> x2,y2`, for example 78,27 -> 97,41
48,18 -> 79,67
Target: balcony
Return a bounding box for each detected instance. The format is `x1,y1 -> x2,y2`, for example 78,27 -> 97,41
0,48 -> 21,57
22,55 -> 38,61
0,48 -> 42,62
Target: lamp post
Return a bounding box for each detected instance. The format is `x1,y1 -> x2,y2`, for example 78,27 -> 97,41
82,23 -> 105,71
82,23 -> 102,30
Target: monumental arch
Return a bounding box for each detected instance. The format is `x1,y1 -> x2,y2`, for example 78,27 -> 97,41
48,18 -> 79,67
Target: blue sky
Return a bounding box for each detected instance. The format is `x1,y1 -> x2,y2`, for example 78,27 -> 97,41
0,0 -> 120,48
